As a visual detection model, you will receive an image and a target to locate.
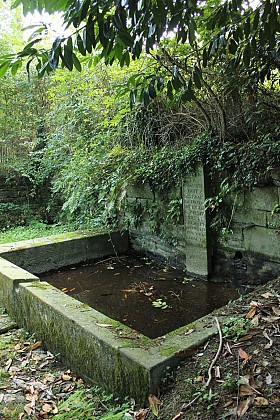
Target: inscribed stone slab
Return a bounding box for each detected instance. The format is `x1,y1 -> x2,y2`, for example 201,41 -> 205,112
183,165 -> 211,278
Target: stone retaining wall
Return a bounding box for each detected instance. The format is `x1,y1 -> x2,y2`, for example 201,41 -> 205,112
0,230 -> 129,274
124,167 -> 280,283
215,171 -> 280,284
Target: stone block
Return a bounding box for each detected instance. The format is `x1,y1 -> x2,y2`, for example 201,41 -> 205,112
243,226 -> 280,261
221,225 -> 244,249
244,187 -> 279,211
232,208 -> 267,227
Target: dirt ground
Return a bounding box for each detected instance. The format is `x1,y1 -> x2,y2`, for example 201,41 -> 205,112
0,277 -> 280,419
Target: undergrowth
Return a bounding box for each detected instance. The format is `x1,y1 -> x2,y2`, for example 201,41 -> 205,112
0,220 -> 97,244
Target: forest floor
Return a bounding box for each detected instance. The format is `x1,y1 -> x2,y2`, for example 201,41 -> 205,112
0,277 -> 279,420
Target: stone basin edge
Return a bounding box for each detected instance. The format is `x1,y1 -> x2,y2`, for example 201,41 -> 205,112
0,230 -> 225,402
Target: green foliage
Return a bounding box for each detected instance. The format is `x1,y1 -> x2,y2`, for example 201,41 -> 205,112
0,221 -> 84,244
55,387 -> 130,420
1,0 -> 279,131
0,202 -> 31,230
222,317 -> 253,342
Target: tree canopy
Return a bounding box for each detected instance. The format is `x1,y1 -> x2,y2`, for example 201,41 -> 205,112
1,1 -> 279,90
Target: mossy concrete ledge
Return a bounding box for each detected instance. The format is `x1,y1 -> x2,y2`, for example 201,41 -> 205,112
0,256 -> 39,315
9,279 -> 219,401
0,230 -> 129,274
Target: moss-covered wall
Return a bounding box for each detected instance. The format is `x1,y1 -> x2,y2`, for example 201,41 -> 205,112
215,170 -> 280,284
124,168 -> 280,284
125,182 -> 186,268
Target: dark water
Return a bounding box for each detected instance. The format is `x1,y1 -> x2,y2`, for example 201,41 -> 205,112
41,254 -> 240,339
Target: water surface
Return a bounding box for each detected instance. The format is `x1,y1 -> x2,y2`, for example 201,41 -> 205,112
42,254 -> 239,338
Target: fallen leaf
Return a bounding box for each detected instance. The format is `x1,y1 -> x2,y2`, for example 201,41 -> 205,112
52,405 -> 59,414
62,374 -> 73,381
24,403 -> 34,416
223,400 -> 234,408
61,287 -> 68,292
238,334 -> 252,343
148,394 -> 161,417
261,292 -> 274,299
254,397 -> 269,407
135,408 -> 149,419
272,306 -> 280,316
42,403 -> 53,413
239,348 -> 251,362
38,361 -> 49,369
5,358 -> 13,370
30,341 -> 42,351
250,300 -> 260,307
263,330 -> 273,349
262,315 -> 280,323
239,384 -> 254,396
236,396 -> 254,417
246,306 -> 257,318
265,373 -> 272,385
43,373 -> 55,383
121,289 -> 138,293
251,315 -> 260,326
197,375 -> 204,383
8,366 -> 21,376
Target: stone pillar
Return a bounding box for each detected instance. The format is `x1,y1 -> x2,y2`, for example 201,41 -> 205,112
182,165 -> 212,278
